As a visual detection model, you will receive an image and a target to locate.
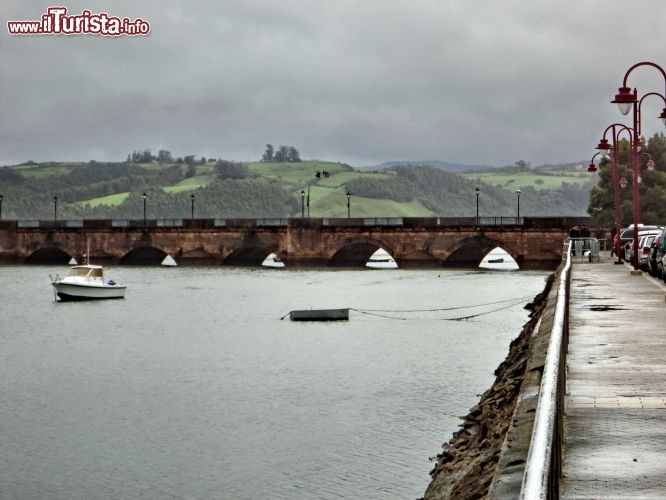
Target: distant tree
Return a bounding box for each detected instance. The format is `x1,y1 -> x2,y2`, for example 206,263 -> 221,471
130,149 -> 153,163
287,146 -> 301,162
158,150 -> 172,163
515,160 -> 531,171
185,164 -> 197,178
215,160 -> 248,179
262,144 -> 301,162
184,155 -> 196,166
277,145 -> 290,162
262,144 -> 274,162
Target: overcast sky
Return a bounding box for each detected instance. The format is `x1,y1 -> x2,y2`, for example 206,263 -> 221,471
2,1 -> 666,168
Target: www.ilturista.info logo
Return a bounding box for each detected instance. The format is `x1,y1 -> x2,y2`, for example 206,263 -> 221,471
7,7 -> 150,36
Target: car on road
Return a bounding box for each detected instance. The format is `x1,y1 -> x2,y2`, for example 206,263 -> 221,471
637,234 -> 658,271
648,235 -> 662,277
620,226 -> 661,263
655,226 -> 666,282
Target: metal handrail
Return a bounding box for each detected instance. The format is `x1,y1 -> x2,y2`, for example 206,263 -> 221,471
8,216 -> 592,230
520,240 -> 571,499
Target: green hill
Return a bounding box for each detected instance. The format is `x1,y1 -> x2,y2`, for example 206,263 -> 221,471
0,159 -> 593,220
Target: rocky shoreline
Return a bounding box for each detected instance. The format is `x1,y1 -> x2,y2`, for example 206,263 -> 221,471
421,271 -> 556,500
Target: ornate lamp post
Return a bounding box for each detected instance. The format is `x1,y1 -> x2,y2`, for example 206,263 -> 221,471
475,187 -> 480,226
306,186 -> 310,217
516,189 -> 521,219
640,152 -> 656,173
300,190 -> 305,218
142,192 -> 147,228
346,192 -> 351,218
587,152 -> 601,173
611,61 -> 666,271
53,196 -> 58,222
191,193 -> 195,220
596,124 -> 635,263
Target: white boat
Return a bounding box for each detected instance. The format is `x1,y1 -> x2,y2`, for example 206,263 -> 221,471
366,248 -> 398,269
262,252 -> 285,268
479,247 -> 519,271
51,264 -> 126,301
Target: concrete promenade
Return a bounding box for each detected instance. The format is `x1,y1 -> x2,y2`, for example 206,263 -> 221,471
561,256 -> 666,498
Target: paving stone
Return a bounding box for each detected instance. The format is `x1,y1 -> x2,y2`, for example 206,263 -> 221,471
562,259 -> 666,498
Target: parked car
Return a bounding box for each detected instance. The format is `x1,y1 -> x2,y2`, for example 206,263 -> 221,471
648,235 -> 662,277
637,234 -> 658,271
618,225 -> 661,247
621,226 -> 661,263
657,226 -> 666,282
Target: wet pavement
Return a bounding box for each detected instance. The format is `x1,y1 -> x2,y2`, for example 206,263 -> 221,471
561,257 -> 666,498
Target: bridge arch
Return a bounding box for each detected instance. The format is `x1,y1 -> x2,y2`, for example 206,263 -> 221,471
444,236 -> 520,267
177,248 -> 218,266
24,247 -> 72,265
120,246 -> 168,266
327,238 -> 398,267
223,245 -> 276,266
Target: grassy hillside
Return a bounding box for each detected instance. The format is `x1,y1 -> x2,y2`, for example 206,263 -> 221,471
464,169 -> 591,191
0,159 -> 593,219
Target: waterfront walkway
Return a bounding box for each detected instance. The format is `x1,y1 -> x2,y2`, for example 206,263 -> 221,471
561,257 -> 666,498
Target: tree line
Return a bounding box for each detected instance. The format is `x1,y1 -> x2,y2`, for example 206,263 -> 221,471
588,132 -> 666,227
261,144 -> 301,163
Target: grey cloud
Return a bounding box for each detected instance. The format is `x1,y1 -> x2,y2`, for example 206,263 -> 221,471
2,0 -> 666,166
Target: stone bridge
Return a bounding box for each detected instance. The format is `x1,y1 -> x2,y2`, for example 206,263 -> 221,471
0,216 -> 595,269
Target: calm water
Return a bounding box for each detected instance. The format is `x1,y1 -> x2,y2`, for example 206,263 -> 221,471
0,266 -> 550,499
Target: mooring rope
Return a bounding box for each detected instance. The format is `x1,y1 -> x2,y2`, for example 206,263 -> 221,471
350,295 -> 532,321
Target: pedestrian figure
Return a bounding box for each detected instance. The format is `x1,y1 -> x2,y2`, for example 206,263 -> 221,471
580,225 -> 591,249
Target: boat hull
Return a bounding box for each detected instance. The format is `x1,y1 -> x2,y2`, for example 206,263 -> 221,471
289,308 -> 349,321
262,252 -> 285,268
52,282 -> 126,301
365,248 -> 398,269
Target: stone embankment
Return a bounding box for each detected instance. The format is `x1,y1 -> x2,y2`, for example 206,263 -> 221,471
421,270 -> 558,500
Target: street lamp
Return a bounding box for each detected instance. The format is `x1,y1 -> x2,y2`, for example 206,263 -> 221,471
641,152 -> 656,172
0,194 -> 3,220
300,190 -> 305,218
306,186 -> 310,217
346,192 -> 351,219
612,61 -> 666,271
53,196 -> 58,222
516,189 -> 521,219
142,192 -> 147,228
191,193 -> 195,220
596,123 -> 636,264
587,152 -> 601,173
475,187 -> 480,226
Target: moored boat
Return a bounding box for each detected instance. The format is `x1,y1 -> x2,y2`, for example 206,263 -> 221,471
262,252 -> 285,268
479,247 -> 519,270
288,308 -> 349,321
365,248 -> 398,269
51,264 -> 126,301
